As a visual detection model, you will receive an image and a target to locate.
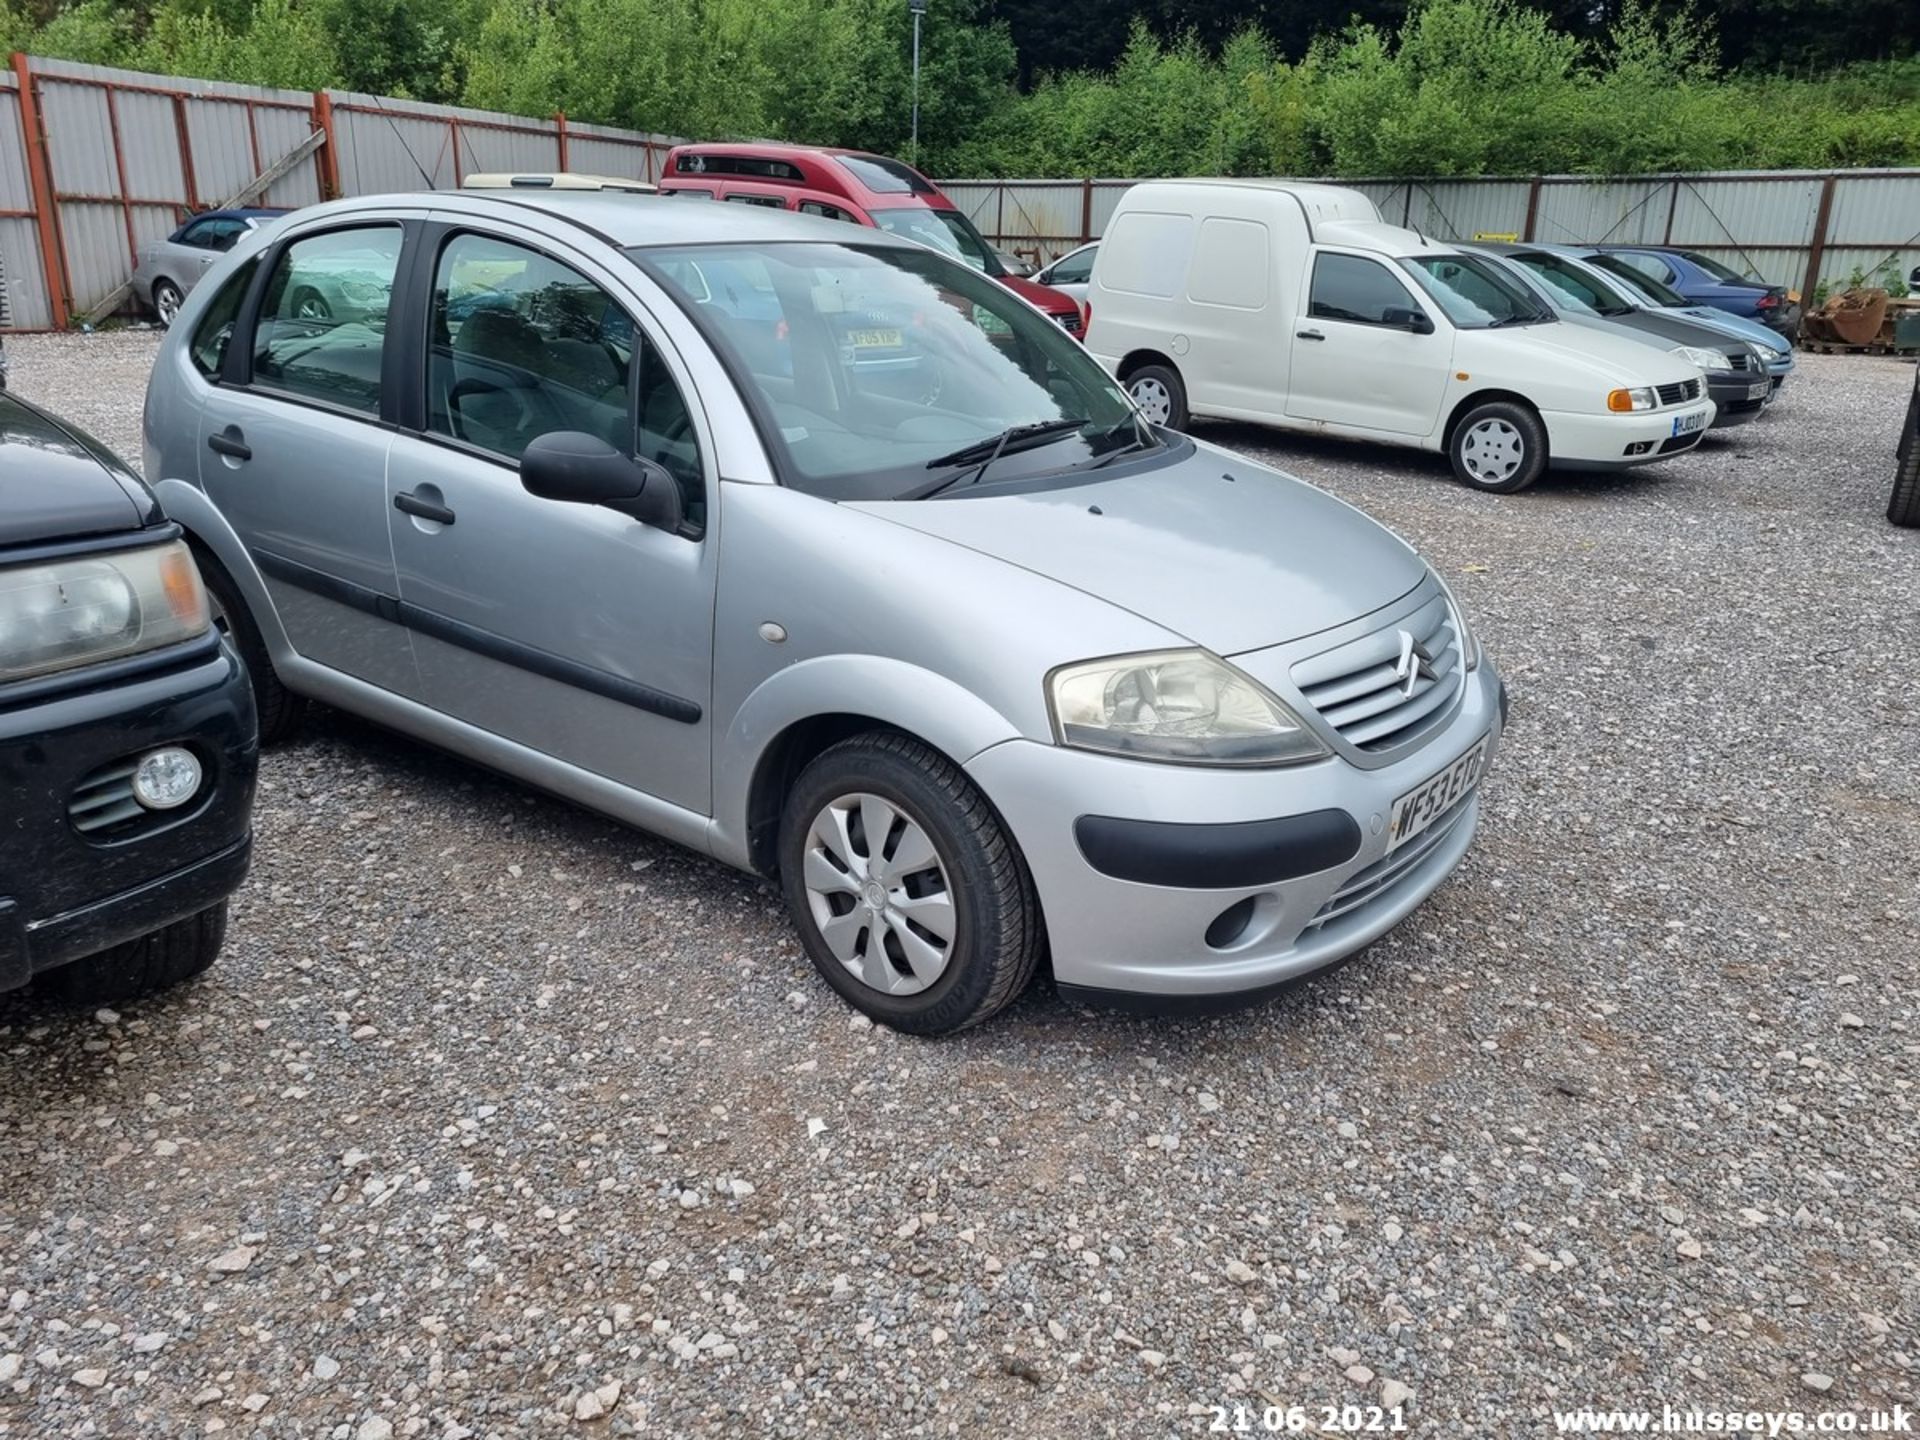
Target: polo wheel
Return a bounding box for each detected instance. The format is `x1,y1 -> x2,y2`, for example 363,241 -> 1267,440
1449,400 -> 1547,493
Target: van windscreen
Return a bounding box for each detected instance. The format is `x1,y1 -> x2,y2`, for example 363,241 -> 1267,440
835,155 -> 935,195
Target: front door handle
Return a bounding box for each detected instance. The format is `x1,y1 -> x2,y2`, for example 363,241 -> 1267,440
206,427 -> 251,460
1296,328 -> 1325,341
394,490 -> 456,525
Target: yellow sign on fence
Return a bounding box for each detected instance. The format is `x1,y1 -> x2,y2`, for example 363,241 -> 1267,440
1472,231 -> 1520,243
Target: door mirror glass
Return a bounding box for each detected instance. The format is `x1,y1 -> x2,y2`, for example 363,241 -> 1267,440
520,430 -> 683,532
1382,305 -> 1433,334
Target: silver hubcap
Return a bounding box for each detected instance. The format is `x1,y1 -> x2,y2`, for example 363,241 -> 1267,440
157,288 -> 179,324
296,293 -> 328,321
802,792 -> 955,997
1460,418 -> 1525,484
1129,377 -> 1171,425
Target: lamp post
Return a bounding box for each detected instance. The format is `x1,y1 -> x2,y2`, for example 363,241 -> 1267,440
909,0 -> 927,166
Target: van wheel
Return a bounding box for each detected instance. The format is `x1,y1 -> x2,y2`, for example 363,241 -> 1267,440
779,733 -> 1043,1036
1449,401 -> 1547,493
198,550 -> 304,744
38,903 -> 228,1003
1126,364 -> 1189,430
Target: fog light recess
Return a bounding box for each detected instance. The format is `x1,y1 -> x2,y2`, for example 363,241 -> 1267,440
131,747 -> 203,810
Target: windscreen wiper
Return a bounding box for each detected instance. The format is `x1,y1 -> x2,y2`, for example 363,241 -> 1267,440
914,418 -> 1088,498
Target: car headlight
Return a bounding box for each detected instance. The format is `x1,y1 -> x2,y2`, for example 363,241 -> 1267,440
1671,345 -> 1731,372
0,540 -> 210,683
1047,650 -> 1328,767
341,279 -> 387,306
1431,573 -> 1482,672
1606,387 -> 1657,413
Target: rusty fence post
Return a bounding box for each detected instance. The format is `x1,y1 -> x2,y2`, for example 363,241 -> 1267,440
1802,174 -> 1837,306
312,90 -> 342,199
13,52 -> 69,328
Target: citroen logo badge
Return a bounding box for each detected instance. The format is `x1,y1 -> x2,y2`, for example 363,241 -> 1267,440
1393,630 -> 1438,698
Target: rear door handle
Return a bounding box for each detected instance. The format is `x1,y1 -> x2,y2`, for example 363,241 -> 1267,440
206,427 -> 251,460
1296,328 -> 1325,341
394,490 -> 456,525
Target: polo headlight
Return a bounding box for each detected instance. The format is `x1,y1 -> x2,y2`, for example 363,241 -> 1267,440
1671,345 -> 1731,372
1606,387 -> 1657,413
0,540 -> 209,683
1048,650 -> 1328,766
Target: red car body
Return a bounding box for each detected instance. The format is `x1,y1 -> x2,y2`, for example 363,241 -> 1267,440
656,142 -> 1084,337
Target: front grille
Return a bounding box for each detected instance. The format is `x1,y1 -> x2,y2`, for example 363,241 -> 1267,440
1302,795 -> 1474,934
69,757 -> 145,838
1291,594 -> 1462,754
1656,378 -> 1702,405
1727,352 -> 1755,372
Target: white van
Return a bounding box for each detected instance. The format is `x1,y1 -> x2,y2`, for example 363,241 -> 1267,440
1085,181 -> 1715,492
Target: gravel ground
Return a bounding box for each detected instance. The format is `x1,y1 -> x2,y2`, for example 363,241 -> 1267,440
2,331 -> 1916,1438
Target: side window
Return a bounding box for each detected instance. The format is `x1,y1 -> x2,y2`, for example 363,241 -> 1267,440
189,256 -> 258,379
1618,252 -> 1673,284
428,232 -> 705,530
798,200 -> 853,223
1048,248 -> 1094,285
175,218 -> 216,249
206,219 -> 246,253
725,193 -> 788,209
1309,252 -> 1418,325
251,225 -> 401,415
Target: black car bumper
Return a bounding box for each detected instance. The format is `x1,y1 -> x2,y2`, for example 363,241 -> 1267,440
1706,370 -> 1769,427
0,632 -> 257,994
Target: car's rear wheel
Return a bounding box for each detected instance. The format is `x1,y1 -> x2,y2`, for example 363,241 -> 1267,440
778,732 -> 1042,1035
1449,401 -> 1547,493
38,903 -> 228,1003
198,549 -> 304,744
1125,363 -> 1189,430
1890,369 -> 1920,528
152,279 -> 184,329
291,287 -> 331,322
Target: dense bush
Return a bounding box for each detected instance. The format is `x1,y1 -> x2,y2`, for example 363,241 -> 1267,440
1,0 -> 1915,176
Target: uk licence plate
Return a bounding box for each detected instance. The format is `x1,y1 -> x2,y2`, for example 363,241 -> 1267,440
847,328 -> 903,348
1386,738 -> 1488,851
1746,382 -> 1769,400
1671,409 -> 1707,437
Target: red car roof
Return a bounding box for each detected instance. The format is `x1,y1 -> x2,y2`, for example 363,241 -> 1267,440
659,143 -> 956,211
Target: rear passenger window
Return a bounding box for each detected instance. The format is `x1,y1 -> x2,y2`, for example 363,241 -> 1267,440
799,200 -> 854,223
428,233 -> 705,530
189,256 -> 257,379
1309,253 -> 1417,325
251,226 -> 401,415
1617,252 -> 1674,284
725,193 -> 788,208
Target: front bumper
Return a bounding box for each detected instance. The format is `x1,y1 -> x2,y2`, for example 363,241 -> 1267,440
1,632 -> 258,993
1704,370 -> 1771,427
965,661 -> 1505,1005
1542,399 -> 1716,469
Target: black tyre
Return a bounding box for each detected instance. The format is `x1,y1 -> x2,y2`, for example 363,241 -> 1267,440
152,279 -> 184,329
778,732 -> 1043,1035
38,903 -> 228,1003
1890,368 -> 1920,528
1448,400 -> 1548,493
1125,363 -> 1190,430
291,287 -> 331,322
197,548 -> 304,743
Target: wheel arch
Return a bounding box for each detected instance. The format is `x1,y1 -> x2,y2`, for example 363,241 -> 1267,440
1442,388 -> 1542,451
1117,348 -> 1179,382
157,478 -> 297,661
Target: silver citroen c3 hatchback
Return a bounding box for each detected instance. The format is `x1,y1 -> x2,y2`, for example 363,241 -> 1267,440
142,191 -> 1507,1034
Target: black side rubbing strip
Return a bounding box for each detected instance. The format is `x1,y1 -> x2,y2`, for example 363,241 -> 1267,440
252,551 -> 702,725
1074,809 -> 1362,890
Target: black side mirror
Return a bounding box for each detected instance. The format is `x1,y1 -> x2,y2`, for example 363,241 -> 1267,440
520,430 -> 683,532
1382,306 -> 1434,334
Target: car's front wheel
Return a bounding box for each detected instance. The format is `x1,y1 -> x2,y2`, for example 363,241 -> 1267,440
38,903 -> 228,1003
779,733 -> 1043,1035
1448,400 -> 1547,493
152,279 -> 184,329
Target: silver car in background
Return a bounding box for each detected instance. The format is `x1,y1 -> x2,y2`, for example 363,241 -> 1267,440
132,208 -> 288,326
143,192 -> 1506,1033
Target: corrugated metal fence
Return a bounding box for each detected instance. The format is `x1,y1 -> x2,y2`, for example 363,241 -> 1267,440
947,170 -> 1920,302
3,47 -> 1916,330
0,53 -> 678,331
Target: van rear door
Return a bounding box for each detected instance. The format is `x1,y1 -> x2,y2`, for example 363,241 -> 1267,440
1286,249 -> 1450,437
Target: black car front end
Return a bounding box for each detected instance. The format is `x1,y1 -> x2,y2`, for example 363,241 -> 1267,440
1703,348 -> 1774,427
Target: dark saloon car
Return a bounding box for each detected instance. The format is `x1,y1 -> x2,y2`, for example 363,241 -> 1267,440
1595,246 -> 1801,342
1,391 -> 256,1002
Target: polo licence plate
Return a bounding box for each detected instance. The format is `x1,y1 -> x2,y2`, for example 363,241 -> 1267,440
1386,738 -> 1488,851
1671,409 -> 1708,437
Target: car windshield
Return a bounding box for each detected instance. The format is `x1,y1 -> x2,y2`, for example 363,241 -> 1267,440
1510,253 -> 1635,316
1681,250 -> 1752,285
640,240 -> 1148,502
1400,253 -> 1551,328
868,207 -> 1001,276
1585,253 -> 1690,308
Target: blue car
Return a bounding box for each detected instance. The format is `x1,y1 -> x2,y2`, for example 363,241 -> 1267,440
1594,246 -> 1800,342
1570,249 -> 1795,397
